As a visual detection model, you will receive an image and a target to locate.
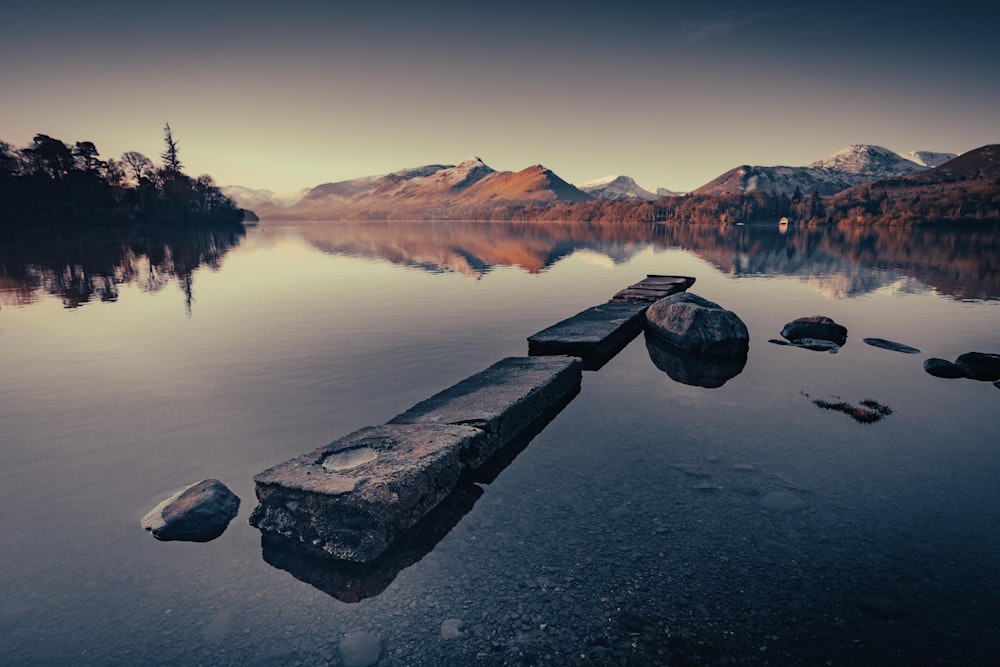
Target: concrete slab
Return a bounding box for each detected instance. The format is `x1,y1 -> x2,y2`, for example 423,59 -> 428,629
388,356 -> 582,467
528,275 -> 695,367
611,275 -> 696,303
250,423 -> 485,563
527,301 -> 648,369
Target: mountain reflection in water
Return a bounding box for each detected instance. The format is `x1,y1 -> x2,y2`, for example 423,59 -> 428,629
282,220 -> 1000,300
2,220 -> 997,307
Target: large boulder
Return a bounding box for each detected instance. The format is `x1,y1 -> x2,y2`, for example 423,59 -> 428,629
141,479 -> 240,542
780,316 -> 848,346
954,352 -> 1000,381
645,292 -> 749,357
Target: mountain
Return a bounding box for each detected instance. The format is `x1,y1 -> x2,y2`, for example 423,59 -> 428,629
278,158 -> 592,220
221,185 -> 311,209
803,144 -> 1000,225
579,175 -> 659,201
902,150 -> 958,168
691,144 -> 943,197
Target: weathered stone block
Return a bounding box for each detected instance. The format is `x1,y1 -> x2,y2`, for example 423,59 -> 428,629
527,302 -> 647,363
250,423 -> 485,562
389,356 -> 582,467
527,275 -> 695,367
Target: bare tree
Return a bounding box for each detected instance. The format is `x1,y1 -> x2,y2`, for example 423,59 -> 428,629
121,151 -> 154,185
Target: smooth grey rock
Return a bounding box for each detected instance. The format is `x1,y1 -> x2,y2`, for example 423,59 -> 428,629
645,292 -> 749,356
441,618 -> 465,640
863,338 -> 920,354
780,316 -> 848,346
141,479 -> 239,542
759,491 -> 807,513
769,337 -> 839,353
251,423 -> 484,562
339,630 -> 382,667
924,357 -> 965,379
954,352 -> 1000,381
645,331 -> 746,387
389,356 -> 582,467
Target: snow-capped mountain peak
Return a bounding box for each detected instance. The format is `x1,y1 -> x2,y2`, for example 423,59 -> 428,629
902,150 -> 958,168
808,144 -> 924,177
579,175 -> 658,201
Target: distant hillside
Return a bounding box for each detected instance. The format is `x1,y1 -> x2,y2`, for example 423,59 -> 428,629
273,158 -> 593,220
579,175 -> 658,201
692,144 -> 944,197
221,185 -> 311,209
800,144 -> 1000,225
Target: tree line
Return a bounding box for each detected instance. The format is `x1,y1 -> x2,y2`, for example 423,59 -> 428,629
0,124 -> 243,226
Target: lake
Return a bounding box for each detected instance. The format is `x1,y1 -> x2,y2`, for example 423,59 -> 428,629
1,219 -> 998,666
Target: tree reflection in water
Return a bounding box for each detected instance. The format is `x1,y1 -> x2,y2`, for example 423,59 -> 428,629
0,222 -> 245,313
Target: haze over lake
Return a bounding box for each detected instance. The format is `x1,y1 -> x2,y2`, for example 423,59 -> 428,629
2,219 -> 998,665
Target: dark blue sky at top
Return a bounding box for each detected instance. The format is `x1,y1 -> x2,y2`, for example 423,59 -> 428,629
3,1 -> 997,191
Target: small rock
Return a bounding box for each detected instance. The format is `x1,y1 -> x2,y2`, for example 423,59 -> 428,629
141,479 -> 239,542
759,491 -> 807,513
863,338 -> 920,354
923,358 -> 965,379
780,315 -> 848,346
441,618 -> 464,640
339,631 -> 382,667
954,352 -> 1000,381
769,337 -> 839,353
793,338 -> 840,353
692,480 -> 719,492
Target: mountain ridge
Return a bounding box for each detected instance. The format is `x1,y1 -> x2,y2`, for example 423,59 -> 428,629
692,144 -> 957,197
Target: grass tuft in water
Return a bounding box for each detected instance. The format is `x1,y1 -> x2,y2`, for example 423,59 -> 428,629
811,397 -> 893,424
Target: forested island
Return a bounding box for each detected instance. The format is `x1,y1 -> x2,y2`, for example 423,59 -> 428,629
0,125 -> 245,227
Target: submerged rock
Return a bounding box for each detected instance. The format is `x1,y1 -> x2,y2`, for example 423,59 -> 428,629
645,292 -> 749,356
923,358 -> 966,379
758,491 -> 807,513
769,337 -> 839,353
339,630 -> 382,667
863,338 -> 920,354
780,316 -> 848,346
954,352 -> 1000,381
141,479 -> 240,542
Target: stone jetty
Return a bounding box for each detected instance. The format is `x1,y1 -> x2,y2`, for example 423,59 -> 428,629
251,357 -> 582,563
251,275 -> 693,566
527,275 -> 694,368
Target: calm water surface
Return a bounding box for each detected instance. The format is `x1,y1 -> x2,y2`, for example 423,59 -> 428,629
1,220 -> 998,666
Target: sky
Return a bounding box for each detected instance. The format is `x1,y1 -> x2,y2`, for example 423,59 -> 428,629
2,1 -> 998,194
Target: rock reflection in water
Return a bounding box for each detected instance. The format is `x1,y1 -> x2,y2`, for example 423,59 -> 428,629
261,480 -> 484,603
643,330 -> 748,388
259,382 -> 580,602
